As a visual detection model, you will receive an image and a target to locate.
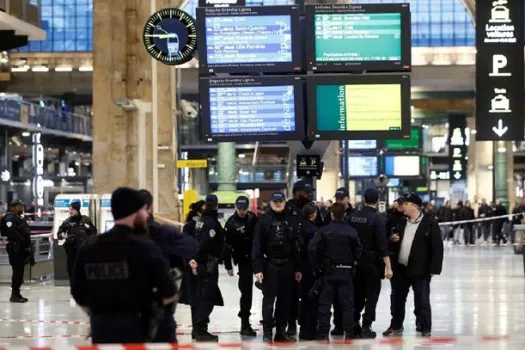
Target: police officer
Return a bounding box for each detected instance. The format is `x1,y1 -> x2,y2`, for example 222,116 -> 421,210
350,188 -> 393,338
1,200 -> 32,303
224,195 -> 258,337
331,187 -> 355,335
190,194 -> 225,342
285,180 -> 321,336
139,189 -> 199,343
308,203 -> 362,342
71,187 -> 177,344
57,200 -> 97,283
253,192 -> 302,343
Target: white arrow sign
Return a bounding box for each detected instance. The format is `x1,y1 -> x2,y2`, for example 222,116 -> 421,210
492,119 -> 508,137
454,172 -> 462,180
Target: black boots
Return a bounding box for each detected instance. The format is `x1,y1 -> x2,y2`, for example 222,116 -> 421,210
10,290 -> 27,303
194,325 -> 218,342
360,326 -> 377,339
240,319 -> 257,337
274,326 -> 295,342
263,329 -> 273,343
287,323 -> 297,337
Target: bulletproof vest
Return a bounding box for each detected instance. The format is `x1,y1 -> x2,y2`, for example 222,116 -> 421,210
350,213 -> 375,251
266,220 -> 293,259
322,230 -> 353,265
65,218 -> 89,247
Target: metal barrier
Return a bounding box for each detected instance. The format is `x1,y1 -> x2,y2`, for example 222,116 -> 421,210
0,233 -> 54,283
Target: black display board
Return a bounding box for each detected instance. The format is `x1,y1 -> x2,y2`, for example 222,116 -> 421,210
305,3 -> 411,73
448,114 -> 468,182
296,155 -> 322,177
199,0 -> 246,7
197,6 -> 302,74
200,76 -> 305,142
476,0 -> 524,140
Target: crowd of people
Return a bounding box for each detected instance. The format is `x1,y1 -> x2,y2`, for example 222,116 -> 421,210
181,181 -> 443,343
1,183 -> 446,345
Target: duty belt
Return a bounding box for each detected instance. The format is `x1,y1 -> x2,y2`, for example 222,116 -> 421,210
269,257 -> 291,265
332,264 -> 353,269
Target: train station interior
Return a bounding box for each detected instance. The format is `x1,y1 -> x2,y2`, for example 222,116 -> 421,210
0,0 -> 524,349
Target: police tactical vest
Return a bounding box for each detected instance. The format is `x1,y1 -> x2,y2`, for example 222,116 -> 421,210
266,220 -> 293,259
323,231 -> 353,265
65,219 -> 89,247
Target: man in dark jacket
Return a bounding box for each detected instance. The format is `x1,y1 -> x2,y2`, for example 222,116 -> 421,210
492,201 -> 508,246
57,200 -> 97,283
478,199 -> 492,244
224,195 -> 258,336
383,193 -> 444,338
139,189 -> 199,343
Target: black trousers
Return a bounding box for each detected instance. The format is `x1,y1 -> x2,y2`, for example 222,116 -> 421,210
333,291 -> 342,329
262,260 -> 293,330
6,243 -> 26,292
318,269 -> 354,336
288,279 -> 299,326
194,268 -> 219,329
237,260 -> 253,320
64,245 -> 78,282
354,263 -> 382,328
91,313 -> 146,344
390,264 -> 432,332
153,308 -> 177,343
298,270 -> 317,334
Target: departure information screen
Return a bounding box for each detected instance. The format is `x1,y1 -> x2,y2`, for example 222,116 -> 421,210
197,6 -> 301,73
200,77 -> 304,141
346,140 -> 377,150
205,15 -> 292,64
316,84 -> 402,131
314,13 -> 402,62
384,127 -> 420,150
348,156 -> 378,177
384,155 -> 420,177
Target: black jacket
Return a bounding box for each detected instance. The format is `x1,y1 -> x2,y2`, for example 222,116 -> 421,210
223,211 -> 257,271
390,214 -> 444,277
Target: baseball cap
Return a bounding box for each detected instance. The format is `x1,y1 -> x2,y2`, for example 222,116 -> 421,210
271,192 -> 286,202
335,187 -> 349,199
293,180 -> 312,193
394,196 -> 406,204
205,194 -> 218,206
235,196 -> 249,210
404,193 -> 423,207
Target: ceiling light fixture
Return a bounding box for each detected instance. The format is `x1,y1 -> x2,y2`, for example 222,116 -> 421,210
78,66 -> 93,72
55,66 -> 73,72
11,65 -> 29,72
32,65 -> 49,72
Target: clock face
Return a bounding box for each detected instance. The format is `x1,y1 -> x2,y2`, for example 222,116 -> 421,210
143,8 -> 197,65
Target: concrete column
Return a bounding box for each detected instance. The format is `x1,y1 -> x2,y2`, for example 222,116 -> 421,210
217,142 -> 237,192
92,0 -> 152,192
316,141 -> 339,202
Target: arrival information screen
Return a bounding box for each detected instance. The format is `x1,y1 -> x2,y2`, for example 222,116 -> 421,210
209,85 -> 296,135
205,15 -> 292,64
316,84 -> 402,131
314,13 -> 402,62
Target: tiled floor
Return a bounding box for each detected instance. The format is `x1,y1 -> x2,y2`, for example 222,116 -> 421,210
0,246 -> 524,349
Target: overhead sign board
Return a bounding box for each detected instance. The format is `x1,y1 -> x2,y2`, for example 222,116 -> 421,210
476,0 -> 524,140
430,170 -> 451,181
296,155 -> 321,177
199,0 -> 245,7
176,160 -> 208,168
448,114 -> 468,182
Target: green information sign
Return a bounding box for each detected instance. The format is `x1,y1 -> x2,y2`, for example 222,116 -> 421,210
314,13 -> 402,62
384,127 -> 421,150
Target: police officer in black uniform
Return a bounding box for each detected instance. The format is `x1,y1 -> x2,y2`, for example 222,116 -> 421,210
190,194 -> 225,342
308,203 -> 362,342
139,189 -> 199,343
253,192 -> 302,343
71,187 -> 177,344
224,195 -> 258,337
331,187 -> 355,335
285,180 -> 322,336
350,188 -> 393,338
1,200 -> 32,303
57,200 -> 97,282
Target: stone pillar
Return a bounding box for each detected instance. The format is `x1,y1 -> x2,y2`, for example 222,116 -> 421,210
316,141 -> 339,202
217,142 -> 237,192
92,0 -> 151,193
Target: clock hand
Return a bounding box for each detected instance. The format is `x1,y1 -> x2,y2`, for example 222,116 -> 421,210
156,25 -> 168,34
144,33 -> 177,39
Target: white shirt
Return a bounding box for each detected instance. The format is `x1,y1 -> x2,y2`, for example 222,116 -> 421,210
398,212 -> 423,266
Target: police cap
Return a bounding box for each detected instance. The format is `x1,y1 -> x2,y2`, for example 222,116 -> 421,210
293,180 -> 312,193
235,196 -> 249,210
9,199 -> 23,209
271,192 -> 286,203
335,187 -> 349,199
404,193 -> 423,207
205,194 -> 218,206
